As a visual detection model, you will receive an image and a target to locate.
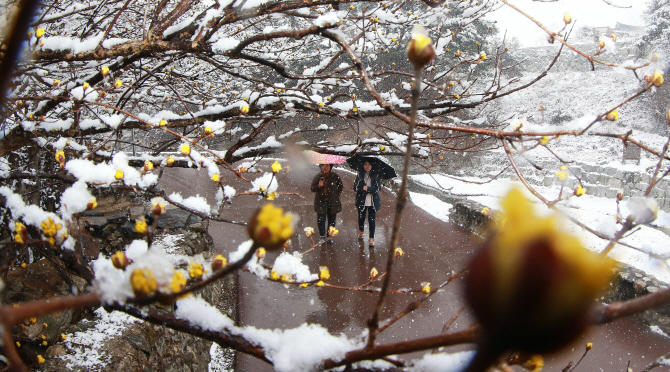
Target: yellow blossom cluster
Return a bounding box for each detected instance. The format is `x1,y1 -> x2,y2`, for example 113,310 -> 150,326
555,166 -> 568,182
130,269 -> 158,297
169,271 -> 188,294
249,203 -> 295,250
40,217 -> 64,246
188,262 -> 204,279
304,227 -> 314,238
13,222 -> 27,244
328,226 -> 339,237
135,217 -> 148,235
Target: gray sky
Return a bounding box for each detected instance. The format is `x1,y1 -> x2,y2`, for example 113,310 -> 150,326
487,0 -> 649,46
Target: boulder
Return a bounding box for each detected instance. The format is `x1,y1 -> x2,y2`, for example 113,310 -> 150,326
4,259 -> 87,342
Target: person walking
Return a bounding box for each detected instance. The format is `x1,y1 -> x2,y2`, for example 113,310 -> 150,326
310,164 -> 344,245
354,161 -> 381,246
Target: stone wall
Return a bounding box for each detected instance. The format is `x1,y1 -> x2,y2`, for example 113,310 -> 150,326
453,150 -> 670,211
407,171 -> 670,336
517,41 -> 640,74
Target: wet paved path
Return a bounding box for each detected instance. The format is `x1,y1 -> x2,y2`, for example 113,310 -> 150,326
159,161 -> 670,372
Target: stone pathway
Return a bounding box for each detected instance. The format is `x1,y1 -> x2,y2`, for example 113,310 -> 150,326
159,161 -> 670,372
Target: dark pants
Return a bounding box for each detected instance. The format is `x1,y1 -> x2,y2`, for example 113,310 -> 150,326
317,212 -> 337,238
358,206 -> 376,238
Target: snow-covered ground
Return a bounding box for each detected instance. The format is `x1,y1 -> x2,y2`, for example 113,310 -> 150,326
410,173 -> 670,283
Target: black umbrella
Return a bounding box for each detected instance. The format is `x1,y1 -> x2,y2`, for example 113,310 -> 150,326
346,155 -> 397,180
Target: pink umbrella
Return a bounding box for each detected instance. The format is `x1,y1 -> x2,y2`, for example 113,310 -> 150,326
306,151 -> 346,165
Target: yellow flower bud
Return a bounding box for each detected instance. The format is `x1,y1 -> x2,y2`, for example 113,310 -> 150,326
651,70 -> 664,87
395,247 -> 404,258
82,82 -> 90,90
319,266 -> 330,281
36,28 -> 45,38
143,159 -> 154,171
574,184 -> 585,197
421,282 -> 431,293
115,170 -> 124,180
563,13 -> 571,24
212,254 -> 228,270
370,267 -> 379,279
159,119 -> 167,127
114,79 -> 123,88
521,354 -> 544,371
87,198 -> 97,211
271,270 -> 280,280
101,66 -> 109,76
271,160 -> 282,173
112,251 -> 130,270
180,143 -> 191,156
212,174 -> 220,182
166,156 -> 175,166
407,25 -> 435,67
606,110 -> 618,121
37,355 -> 45,364
256,247 -> 266,259
241,105 -> 250,114
316,280 -> 325,287
465,188 -> 615,353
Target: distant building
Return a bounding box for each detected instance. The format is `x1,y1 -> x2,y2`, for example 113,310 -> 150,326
591,23 -> 645,42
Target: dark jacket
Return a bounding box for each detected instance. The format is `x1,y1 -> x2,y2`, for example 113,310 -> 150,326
310,171 -> 344,214
354,172 -> 381,212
